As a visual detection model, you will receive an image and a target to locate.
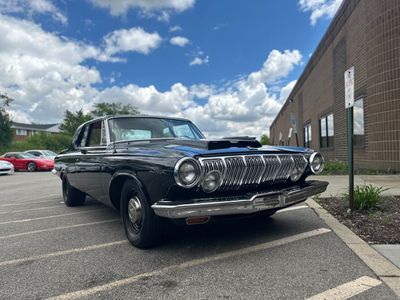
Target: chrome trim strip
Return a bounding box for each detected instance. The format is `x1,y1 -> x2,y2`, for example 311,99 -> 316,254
152,180 -> 328,219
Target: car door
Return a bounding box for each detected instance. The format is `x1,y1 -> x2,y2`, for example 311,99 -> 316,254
4,154 -> 20,169
74,120 -> 108,203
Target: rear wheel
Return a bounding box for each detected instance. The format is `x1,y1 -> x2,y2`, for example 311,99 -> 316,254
62,176 -> 86,206
27,162 -> 36,172
121,179 -> 164,248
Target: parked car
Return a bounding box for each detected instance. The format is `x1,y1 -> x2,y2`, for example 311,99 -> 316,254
0,152 -> 54,172
24,150 -> 57,160
0,160 -> 14,175
54,115 -> 328,248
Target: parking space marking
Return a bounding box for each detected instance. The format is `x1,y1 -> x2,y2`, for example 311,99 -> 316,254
0,240 -> 128,267
0,208 -> 106,225
0,219 -> 120,240
0,204 -> 63,215
306,276 -> 382,300
47,228 -> 331,300
276,205 -> 308,213
0,197 -> 60,208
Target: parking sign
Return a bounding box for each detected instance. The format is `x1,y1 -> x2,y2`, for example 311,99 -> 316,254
345,66 -> 354,108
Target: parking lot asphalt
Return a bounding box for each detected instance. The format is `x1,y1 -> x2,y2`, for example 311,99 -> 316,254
0,172 -> 398,299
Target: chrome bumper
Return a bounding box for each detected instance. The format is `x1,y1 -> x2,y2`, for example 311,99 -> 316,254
152,180 -> 328,219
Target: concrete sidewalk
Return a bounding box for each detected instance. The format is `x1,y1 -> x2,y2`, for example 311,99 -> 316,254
313,175 -> 400,198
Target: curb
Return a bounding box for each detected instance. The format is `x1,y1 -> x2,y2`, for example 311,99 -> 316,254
306,198 -> 400,297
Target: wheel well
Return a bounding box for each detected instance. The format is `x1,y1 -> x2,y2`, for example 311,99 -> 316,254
109,175 -> 131,211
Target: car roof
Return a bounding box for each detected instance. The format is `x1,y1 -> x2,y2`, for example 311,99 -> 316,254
79,114 -> 193,129
99,114 -> 190,122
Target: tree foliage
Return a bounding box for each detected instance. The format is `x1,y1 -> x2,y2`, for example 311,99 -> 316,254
0,93 -> 13,149
59,109 -> 92,135
59,102 -> 140,135
91,102 -> 139,117
260,134 -> 270,145
7,132 -> 72,153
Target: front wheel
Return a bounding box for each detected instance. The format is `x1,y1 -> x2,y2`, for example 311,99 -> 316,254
62,176 -> 86,206
121,179 -> 164,248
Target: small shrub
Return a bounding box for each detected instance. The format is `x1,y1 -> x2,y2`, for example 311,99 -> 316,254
322,160 -> 347,175
343,184 -> 388,210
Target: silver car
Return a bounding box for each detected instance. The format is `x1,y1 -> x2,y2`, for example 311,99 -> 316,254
0,160 -> 14,175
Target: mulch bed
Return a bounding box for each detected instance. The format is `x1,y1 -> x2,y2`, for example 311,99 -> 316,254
316,196 -> 400,244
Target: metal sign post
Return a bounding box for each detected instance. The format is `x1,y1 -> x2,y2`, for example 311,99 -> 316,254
290,113 -> 299,146
345,66 -> 355,210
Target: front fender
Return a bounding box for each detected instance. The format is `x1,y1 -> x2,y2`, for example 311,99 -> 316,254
109,170 -> 150,210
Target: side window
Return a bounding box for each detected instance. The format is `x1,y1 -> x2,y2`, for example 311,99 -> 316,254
87,121 -> 103,147
74,126 -> 89,148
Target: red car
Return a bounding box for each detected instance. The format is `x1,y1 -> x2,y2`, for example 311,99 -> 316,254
0,152 -> 54,172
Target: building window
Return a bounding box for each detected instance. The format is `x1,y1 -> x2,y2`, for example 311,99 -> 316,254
304,123 -> 312,148
354,98 -> 365,146
319,113 -> 334,148
16,129 -> 27,136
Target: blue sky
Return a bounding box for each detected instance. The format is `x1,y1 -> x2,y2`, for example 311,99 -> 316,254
0,0 -> 343,137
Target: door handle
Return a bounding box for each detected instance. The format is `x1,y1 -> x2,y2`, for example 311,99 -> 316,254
76,158 -> 80,162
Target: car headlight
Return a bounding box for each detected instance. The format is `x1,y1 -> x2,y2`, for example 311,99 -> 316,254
201,170 -> 223,193
174,158 -> 201,188
290,166 -> 303,182
309,152 -> 324,174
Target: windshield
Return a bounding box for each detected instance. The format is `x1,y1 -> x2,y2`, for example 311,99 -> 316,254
19,153 -> 36,159
108,117 -> 205,142
43,150 -> 57,156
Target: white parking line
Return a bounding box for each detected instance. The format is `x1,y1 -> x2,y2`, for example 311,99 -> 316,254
0,240 -> 128,267
46,228 -> 331,300
0,208 -> 106,225
0,204 -> 63,215
306,276 -> 382,300
0,219 -> 120,240
276,205 -> 308,213
0,197 -> 60,208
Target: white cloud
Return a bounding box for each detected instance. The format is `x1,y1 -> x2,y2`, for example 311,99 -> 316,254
103,27 -> 162,57
299,0 -> 343,25
248,50 -> 302,85
0,0 -> 67,24
1,15 -> 302,139
88,0 -> 196,16
170,36 -> 190,47
190,55 -> 209,66
169,25 -> 182,32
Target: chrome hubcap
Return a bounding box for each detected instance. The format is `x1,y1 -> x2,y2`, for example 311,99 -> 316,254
128,197 -> 142,232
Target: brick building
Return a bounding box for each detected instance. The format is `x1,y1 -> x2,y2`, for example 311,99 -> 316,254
11,122 -> 60,141
270,0 -> 400,171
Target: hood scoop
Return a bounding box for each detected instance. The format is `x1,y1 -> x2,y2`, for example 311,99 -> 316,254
169,138 -> 262,150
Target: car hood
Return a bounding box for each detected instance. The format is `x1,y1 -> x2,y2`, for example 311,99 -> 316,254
113,139 -> 313,158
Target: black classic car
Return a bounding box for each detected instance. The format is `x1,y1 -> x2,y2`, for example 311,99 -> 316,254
54,115 -> 328,248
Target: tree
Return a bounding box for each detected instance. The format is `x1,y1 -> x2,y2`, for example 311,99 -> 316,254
0,93 -> 13,149
91,102 -> 139,117
260,134 -> 270,145
59,109 -> 92,136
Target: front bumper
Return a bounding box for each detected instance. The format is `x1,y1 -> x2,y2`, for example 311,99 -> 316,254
152,180 -> 328,219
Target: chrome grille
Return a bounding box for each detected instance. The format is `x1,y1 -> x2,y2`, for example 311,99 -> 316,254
199,154 -> 308,190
